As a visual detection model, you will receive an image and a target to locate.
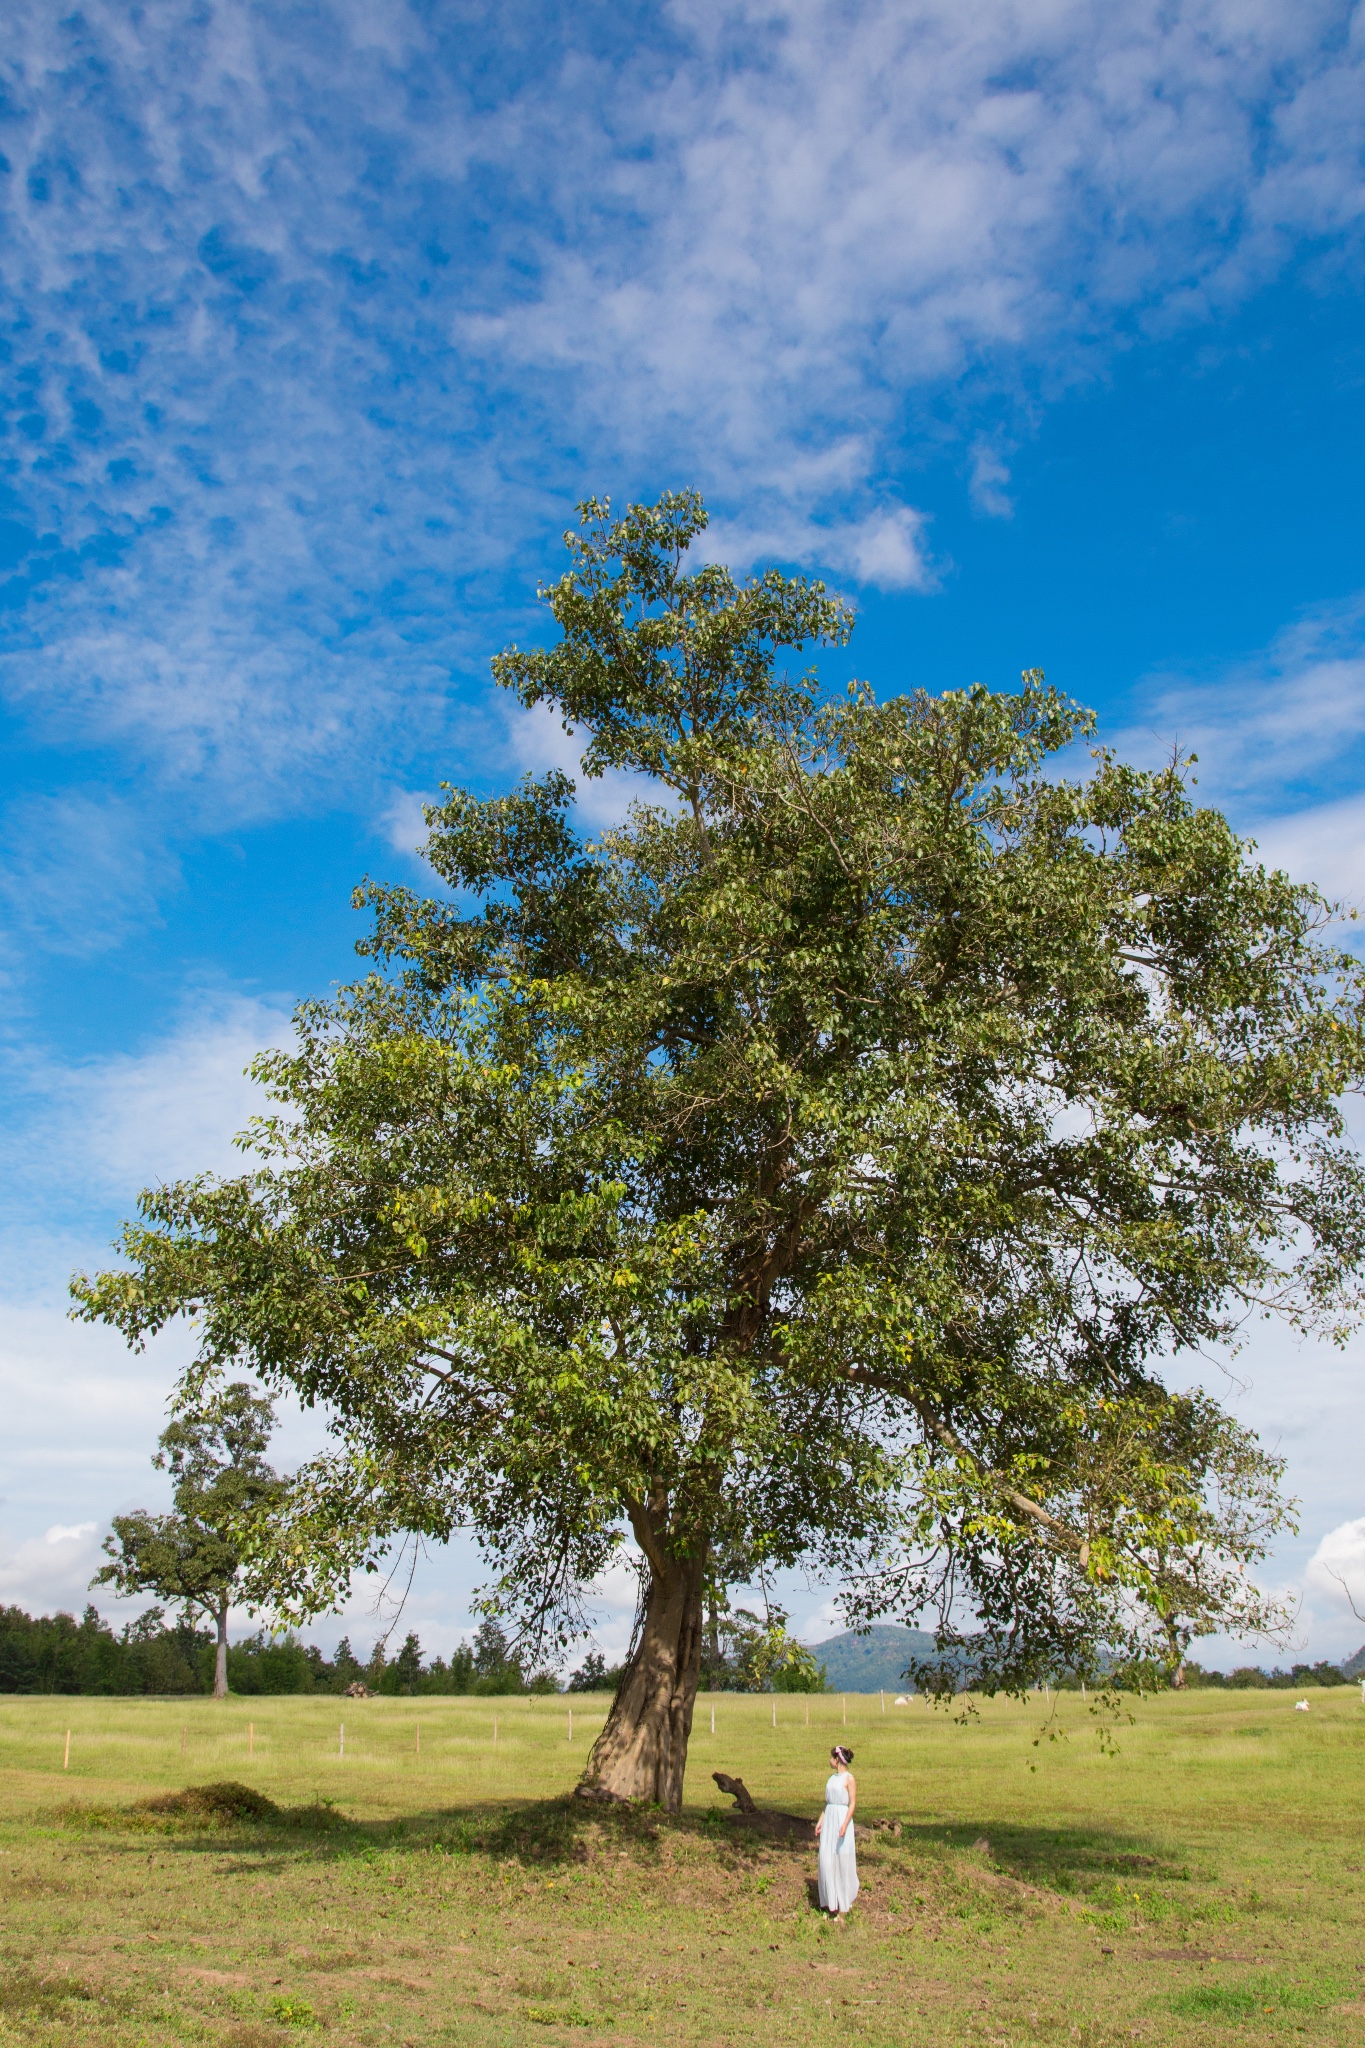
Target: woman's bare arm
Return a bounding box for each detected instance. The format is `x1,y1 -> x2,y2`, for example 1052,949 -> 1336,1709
840,1773 -> 857,1836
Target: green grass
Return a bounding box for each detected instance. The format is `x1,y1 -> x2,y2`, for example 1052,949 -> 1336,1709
1,1685 -> 1363,2046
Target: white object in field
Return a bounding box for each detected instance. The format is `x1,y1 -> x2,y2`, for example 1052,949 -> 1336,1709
1294,1699 -> 1310,1711
894,1695 -> 909,1706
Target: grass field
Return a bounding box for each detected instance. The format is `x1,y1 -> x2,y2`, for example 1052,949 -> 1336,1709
1,1684 -> 1363,2047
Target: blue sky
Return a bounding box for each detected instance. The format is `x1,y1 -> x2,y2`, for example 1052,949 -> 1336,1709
3,0 -> 1365,1670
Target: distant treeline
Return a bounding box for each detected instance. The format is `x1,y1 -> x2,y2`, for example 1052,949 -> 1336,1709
1048,1656 -> 1356,1692
0,1605 -> 568,1698
1,1599 -> 825,1697
1181,1658 -> 1355,1689
13,1601 -> 1349,1698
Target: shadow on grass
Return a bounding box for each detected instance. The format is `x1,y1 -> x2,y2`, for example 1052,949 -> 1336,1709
385,1796 -> 755,1869
38,1784 -> 1191,1900
40,1785 -> 786,1871
896,1819 -> 1191,1892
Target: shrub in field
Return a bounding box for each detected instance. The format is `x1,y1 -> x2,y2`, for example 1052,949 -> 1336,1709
135,1781 -> 280,1822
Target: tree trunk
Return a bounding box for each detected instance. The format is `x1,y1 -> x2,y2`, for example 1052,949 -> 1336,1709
213,1603 -> 229,1700
577,1541 -> 705,1813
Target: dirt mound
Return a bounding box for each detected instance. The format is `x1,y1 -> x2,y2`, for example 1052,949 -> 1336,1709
133,1781 -> 280,1823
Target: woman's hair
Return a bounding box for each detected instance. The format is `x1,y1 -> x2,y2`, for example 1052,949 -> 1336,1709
831,1745 -> 854,1766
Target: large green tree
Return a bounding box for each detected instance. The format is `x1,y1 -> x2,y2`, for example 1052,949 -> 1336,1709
77,493 -> 1365,1806
92,1384 -> 279,1699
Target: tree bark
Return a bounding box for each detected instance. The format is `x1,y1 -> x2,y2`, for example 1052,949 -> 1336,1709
213,1602 -> 229,1700
576,1531 -> 705,1813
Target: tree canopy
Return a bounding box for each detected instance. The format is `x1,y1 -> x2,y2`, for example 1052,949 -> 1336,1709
76,490 -> 1365,1803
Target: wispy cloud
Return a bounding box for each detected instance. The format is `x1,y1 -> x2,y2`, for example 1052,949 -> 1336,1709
0,990 -> 307,1623
1120,594 -> 1365,814
0,0 -> 1361,832
0,991 -> 293,1285
0,789 -> 180,956
1249,796 -> 1365,915
968,440 -> 1014,520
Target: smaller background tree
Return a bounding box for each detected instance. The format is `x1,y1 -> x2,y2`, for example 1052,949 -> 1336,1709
700,1600 -> 827,1692
91,1384 -> 279,1699
566,1649 -> 621,1693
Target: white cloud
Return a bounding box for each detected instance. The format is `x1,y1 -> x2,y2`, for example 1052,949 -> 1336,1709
0,1519 -> 107,1616
0,995 -> 299,1617
796,1594 -> 847,1645
479,0 -> 1365,520
579,1554 -> 645,1664
507,702 -> 666,830
701,505 -> 937,592
1114,593 -> 1365,920
1122,595 -> 1365,807
1,994 -> 293,1238
0,0 -> 1361,823
1307,1518 -> 1365,1620
708,507 -> 936,591
969,440 -> 1014,519
0,790 -> 180,957
379,789 -> 435,860
1248,794 -> 1365,913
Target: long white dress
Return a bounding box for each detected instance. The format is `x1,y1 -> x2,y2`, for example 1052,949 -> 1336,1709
817,1771 -> 859,1913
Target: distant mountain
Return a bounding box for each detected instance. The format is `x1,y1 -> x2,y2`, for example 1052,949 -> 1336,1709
805,1624 -> 943,1693
1344,1644 -> 1365,1680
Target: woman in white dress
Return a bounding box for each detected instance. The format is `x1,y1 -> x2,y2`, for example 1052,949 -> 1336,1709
815,1744 -> 859,1916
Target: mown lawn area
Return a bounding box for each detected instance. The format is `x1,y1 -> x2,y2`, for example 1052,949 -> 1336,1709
1,1685 -> 1362,2047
